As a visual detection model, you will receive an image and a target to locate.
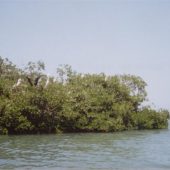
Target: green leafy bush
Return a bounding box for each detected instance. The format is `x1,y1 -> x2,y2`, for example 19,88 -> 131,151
0,57 -> 169,134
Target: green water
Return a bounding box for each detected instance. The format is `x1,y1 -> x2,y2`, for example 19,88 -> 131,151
0,126 -> 170,169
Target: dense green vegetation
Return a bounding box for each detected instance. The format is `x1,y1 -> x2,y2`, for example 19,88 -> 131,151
0,57 -> 169,134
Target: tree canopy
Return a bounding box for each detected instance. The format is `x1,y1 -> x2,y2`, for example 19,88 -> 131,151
0,57 -> 169,134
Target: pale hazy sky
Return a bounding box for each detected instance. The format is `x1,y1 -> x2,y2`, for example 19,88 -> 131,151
0,0 -> 170,110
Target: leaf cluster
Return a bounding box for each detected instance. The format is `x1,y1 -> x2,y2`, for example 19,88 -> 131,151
0,58 -> 169,134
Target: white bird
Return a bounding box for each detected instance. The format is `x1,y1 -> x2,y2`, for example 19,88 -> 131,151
13,78 -> 22,88
53,78 -> 57,83
81,74 -> 85,78
44,76 -> 50,88
105,76 -> 108,81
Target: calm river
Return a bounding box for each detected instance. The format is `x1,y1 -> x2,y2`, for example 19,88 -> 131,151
0,124 -> 170,170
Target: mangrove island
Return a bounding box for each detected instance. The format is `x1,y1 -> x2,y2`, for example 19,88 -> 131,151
0,57 -> 169,134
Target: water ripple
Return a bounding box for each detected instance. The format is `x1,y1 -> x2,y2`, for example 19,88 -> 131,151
0,129 -> 170,169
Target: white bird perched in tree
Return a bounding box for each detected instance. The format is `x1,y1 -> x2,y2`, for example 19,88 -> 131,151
105,76 -> 108,81
52,78 -> 57,83
44,75 -> 50,88
12,78 -> 22,88
80,74 -> 85,78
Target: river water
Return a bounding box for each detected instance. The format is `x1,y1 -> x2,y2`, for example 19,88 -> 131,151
0,124 -> 170,170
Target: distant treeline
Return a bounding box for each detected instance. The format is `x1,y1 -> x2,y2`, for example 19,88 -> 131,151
0,56 -> 169,134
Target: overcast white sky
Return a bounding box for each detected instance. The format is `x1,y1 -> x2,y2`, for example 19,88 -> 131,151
0,0 -> 170,110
